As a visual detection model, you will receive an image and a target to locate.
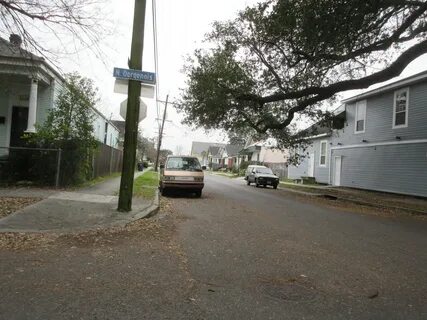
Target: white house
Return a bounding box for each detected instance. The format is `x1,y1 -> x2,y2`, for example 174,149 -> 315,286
0,35 -> 119,152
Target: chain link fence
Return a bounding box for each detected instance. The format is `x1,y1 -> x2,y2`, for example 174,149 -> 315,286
0,146 -> 61,187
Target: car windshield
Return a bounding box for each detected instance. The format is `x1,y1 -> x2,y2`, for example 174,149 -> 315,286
256,168 -> 273,174
166,157 -> 202,171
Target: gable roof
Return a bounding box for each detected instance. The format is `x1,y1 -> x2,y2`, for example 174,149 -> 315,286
208,146 -> 222,157
343,70 -> 427,103
225,144 -> 244,156
191,141 -> 226,155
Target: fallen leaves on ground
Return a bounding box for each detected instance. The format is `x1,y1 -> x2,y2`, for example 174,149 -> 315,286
0,197 -> 42,219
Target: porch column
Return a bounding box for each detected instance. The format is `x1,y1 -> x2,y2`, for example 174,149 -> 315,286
26,78 -> 38,133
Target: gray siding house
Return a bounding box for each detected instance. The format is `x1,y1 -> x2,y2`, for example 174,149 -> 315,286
288,71 -> 427,197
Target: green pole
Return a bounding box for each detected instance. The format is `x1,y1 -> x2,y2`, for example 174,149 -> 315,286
118,0 -> 146,212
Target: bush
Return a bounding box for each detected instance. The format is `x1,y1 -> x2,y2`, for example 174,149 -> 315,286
239,161 -> 250,170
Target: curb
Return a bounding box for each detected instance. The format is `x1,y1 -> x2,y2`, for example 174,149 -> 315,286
130,189 -> 160,221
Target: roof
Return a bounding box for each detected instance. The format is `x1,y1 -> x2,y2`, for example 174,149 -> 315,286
207,146 -> 222,157
191,141 -> 226,155
111,120 -> 125,134
0,37 -> 43,61
225,144 -> 244,156
343,70 -> 427,103
0,36 -> 65,83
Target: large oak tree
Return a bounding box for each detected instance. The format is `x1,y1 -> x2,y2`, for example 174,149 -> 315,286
179,0 -> 427,149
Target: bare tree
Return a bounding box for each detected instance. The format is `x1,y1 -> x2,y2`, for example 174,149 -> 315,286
0,0 -> 109,60
174,145 -> 184,156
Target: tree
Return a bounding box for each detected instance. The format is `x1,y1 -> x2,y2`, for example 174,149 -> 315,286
179,0 -> 427,151
137,132 -> 156,162
29,72 -> 99,185
0,0 -> 107,59
159,149 -> 173,164
174,145 -> 184,155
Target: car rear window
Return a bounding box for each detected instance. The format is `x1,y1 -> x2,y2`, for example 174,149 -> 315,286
166,157 -> 202,171
256,168 -> 273,174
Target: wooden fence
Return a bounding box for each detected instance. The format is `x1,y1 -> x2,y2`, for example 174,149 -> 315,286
92,144 -> 123,178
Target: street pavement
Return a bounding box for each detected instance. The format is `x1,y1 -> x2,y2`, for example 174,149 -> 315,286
173,174 -> 427,319
1,174 -> 426,319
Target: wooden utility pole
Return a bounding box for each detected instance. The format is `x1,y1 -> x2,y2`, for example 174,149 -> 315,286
154,94 -> 169,172
118,0 -> 147,212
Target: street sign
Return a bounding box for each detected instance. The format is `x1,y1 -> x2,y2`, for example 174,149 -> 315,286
120,98 -> 147,122
114,79 -> 154,98
113,67 -> 156,84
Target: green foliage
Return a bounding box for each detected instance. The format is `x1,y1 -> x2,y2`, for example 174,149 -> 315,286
179,0 -> 427,155
133,171 -> 159,200
28,73 -> 99,186
239,161 -> 250,171
137,131 -> 156,162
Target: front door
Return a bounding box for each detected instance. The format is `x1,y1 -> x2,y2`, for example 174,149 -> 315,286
10,106 -> 28,147
333,156 -> 342,186
307,153 -> 315,177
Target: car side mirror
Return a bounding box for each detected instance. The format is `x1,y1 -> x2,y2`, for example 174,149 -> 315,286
202,166 -> 207,170
159,164 -> 164,169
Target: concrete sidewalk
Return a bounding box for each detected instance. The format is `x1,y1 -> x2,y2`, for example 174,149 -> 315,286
0,170 -> 158,233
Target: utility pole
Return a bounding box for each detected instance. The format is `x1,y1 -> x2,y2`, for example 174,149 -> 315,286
118,0 -> 147,212
154,94 -> 169,172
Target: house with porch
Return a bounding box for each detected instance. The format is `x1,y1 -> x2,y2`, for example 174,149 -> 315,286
288,70 -> 427,197
0,35 -> 119,154
190,141 -> 226,167
239,141 -> 289,178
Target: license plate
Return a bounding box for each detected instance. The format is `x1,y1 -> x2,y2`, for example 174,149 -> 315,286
177,176 -> 194,181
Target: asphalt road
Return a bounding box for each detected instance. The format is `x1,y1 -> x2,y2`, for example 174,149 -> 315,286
172,174 -> 427,319
1,173 -> 426,319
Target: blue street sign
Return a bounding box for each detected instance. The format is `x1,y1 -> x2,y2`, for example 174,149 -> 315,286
113,67 -> 156,84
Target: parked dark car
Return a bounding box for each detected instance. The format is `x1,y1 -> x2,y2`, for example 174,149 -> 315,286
137,162 -> 144,171
245,165 -> 279,189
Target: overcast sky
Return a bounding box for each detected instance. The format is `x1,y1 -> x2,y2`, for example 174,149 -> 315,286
55,0 -> 427,155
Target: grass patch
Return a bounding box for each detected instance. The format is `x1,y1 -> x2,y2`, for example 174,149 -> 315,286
133,171 -> 159,200
210,171 -> 240,178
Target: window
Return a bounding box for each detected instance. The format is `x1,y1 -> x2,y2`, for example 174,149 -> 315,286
166,157 -> 202,171
104,122 -> 108,144
354,100 -> 366,133
393,88 -> 409,128
319,140 -> 327,166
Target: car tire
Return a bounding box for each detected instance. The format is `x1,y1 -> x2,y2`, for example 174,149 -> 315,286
246,180 -> 250,185
273,184 -> 278,189
255,179 -> 259,188
161,188 -> 168,196
195,190 -> 202,198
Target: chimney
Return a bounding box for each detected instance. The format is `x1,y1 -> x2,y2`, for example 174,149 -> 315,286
9,34 -> 22,48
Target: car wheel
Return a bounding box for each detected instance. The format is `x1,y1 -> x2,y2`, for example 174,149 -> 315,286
246,179 -> 250,185
255,179 -> 259,187
161,188 -> 168,196
195,190 -> 202,198
273,184 -> 278,189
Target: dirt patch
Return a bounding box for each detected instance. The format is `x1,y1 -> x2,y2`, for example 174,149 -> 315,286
0,197 -> 42,219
